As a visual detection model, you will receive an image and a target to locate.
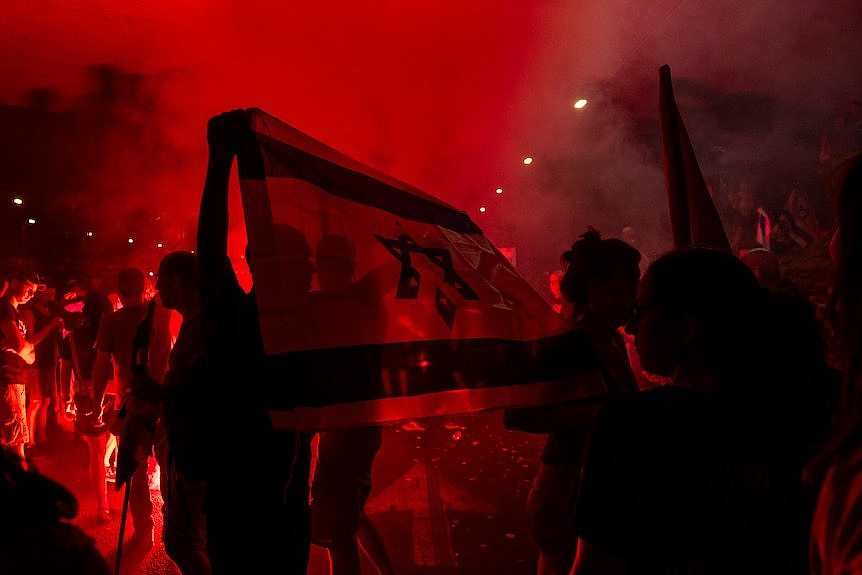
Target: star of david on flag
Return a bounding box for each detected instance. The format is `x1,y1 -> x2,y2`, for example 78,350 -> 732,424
233,108 -> 607,429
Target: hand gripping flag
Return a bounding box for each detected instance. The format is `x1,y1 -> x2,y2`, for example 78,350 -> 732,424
659,65 -> 730,251
235,109 -> 607,430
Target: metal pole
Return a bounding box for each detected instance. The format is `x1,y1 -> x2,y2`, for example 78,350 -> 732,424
114,481 -> 132,575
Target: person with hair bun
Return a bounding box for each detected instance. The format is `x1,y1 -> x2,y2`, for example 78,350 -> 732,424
506,228 -> 641,575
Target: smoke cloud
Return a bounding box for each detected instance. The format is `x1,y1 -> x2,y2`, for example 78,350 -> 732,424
1,0 -> 860,289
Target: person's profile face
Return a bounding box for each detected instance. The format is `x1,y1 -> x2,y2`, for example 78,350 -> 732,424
155,271 -> 180,311
14,280 -> 37,304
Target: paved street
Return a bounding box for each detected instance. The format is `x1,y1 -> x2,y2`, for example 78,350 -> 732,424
36,410 -> 547,574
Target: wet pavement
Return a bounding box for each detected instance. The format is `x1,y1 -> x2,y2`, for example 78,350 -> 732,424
36,410 -> 546,574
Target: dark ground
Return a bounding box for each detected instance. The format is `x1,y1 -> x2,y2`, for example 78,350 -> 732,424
35,410 -> 546,574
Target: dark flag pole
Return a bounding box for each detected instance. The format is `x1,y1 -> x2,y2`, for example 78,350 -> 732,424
114,484 -> 131,575
113,299 -> 158,574
659,64 -> 730,251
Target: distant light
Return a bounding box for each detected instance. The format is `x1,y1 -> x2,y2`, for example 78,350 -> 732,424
148,271 -> 154,277
190,250 -> 195,254
156,242 -> 163,248
479,206 -> 487,213
128,237 -> 135,244
27,218 -> 36,225
86,231 -> 94,237
495,187 -> 503,195
573,98 -> 588,109
523,157 -> 533,165
12,197 -> 23,206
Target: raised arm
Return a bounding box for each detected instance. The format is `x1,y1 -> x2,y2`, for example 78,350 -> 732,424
197,110 -> 249,299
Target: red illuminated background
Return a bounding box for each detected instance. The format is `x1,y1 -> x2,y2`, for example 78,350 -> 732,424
1,0 -> 861,289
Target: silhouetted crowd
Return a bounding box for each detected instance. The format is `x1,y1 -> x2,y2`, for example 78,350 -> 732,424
2,113 -> 861,575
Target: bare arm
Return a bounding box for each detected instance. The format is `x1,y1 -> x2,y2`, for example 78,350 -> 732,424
29,316 -> 63,347
197,110 -> 248,300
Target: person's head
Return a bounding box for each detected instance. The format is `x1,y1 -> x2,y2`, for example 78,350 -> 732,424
315,234 -> 356,292
246,224 -> 314,296
116,268 -> 146,307
5,270 -> 41,307
630,248 -> 764,383
560,228 -> 641,327
155,251 -> 199,313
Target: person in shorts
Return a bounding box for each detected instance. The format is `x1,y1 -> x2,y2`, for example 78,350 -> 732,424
0,271 -> 39,464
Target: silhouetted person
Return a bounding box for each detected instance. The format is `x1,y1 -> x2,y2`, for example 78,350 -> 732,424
92,267 -> 171,549
808,152 -> 862,574
571,249 -> 819,574
60,291 -> 114,521
197,110 -> 313,574
149,251 -> 211,575
729,182 -> 771,254
20,285 -> 63,451
310,234 -> 393,575
504,229 -> 640,575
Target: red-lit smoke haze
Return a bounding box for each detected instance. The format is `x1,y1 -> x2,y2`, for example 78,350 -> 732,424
2,0 -> 861,285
